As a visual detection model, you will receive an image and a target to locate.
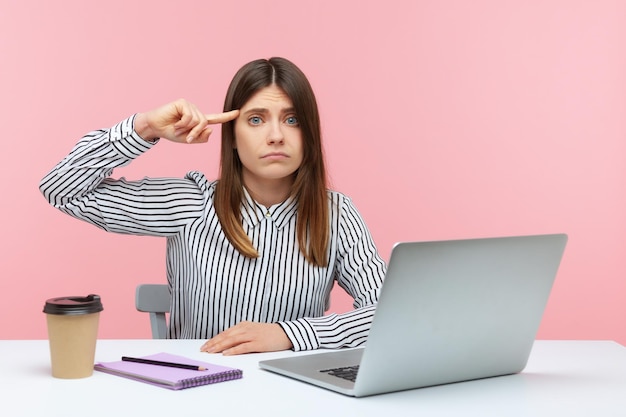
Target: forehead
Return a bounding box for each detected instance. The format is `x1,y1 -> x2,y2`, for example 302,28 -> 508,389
241,85 -> 293,111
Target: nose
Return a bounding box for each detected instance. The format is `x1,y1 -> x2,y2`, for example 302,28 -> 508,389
267,120 -> 284,145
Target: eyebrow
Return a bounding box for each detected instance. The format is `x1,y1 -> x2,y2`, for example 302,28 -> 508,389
242,107 -> 296,116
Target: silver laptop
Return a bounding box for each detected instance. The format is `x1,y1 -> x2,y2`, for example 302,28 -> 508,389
259,234 -> 568,397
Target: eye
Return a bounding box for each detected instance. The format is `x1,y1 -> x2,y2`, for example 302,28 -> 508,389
248,116 -> 262,126
285,116 -> 299,126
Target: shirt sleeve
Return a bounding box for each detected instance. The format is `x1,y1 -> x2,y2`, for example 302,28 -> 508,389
279,196 -> 387,351
39,115 -> 206,237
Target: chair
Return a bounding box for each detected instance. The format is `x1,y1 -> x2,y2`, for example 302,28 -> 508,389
135,284 -> 171,339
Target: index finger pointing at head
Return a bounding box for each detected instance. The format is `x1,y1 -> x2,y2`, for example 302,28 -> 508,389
205,109 -> 240,125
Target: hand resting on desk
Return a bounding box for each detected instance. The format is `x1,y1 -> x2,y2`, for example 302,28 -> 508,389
200,321 -> 293,355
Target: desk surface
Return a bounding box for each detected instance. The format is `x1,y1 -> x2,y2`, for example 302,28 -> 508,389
1,339 -> 625,417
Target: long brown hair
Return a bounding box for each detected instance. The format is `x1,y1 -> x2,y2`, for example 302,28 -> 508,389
215,57 -> 329,266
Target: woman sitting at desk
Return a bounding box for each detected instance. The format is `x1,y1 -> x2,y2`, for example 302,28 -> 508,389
40,57 -> 386,355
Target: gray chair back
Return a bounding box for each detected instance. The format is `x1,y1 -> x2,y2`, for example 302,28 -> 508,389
135,284 -> 170,339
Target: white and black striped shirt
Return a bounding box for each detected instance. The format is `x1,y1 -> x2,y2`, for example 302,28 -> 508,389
40,115 -> 387,351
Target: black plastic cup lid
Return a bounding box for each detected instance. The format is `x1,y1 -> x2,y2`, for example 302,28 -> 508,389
43,294 -> 104,315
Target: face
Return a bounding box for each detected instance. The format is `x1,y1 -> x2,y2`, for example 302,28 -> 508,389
234,84 -> 304,196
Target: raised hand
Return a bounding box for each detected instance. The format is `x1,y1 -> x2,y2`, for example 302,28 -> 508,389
134,98 -> 239,144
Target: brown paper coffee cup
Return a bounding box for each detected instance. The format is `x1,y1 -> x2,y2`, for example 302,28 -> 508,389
43,294 -> 103,379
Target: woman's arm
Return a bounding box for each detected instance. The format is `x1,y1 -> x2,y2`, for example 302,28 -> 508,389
39,116 -> 201,236
280,198 -> 387,350
39,101 -> 239,237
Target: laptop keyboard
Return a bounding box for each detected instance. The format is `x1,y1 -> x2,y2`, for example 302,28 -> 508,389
320,365 -> 360,382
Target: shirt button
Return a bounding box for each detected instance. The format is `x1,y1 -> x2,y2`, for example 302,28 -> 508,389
265,211 -> 271,218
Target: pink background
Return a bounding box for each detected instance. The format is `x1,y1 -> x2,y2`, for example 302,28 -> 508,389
1,1 -> 624,344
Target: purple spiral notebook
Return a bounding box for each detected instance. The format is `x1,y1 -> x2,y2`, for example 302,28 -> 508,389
94,353 -> 243,390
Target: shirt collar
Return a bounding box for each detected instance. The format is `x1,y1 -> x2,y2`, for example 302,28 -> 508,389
241,187 -> 298,229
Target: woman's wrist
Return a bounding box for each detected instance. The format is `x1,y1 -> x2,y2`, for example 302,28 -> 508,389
133,113 -> 156,141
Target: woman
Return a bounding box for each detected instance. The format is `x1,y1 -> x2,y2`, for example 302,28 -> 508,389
40,57 -> 386,355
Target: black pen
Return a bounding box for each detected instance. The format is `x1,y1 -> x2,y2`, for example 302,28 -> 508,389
121,356 -> 207,371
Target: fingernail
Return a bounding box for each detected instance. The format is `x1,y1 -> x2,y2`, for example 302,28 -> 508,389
186,136 -> 194,143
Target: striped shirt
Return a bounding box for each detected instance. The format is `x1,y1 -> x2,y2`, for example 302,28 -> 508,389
39,115 -> 387,351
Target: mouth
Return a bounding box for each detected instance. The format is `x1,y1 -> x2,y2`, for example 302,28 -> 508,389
262,152 -> 289,159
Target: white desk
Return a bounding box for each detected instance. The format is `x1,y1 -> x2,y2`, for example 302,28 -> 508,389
1,340 -> 625,416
